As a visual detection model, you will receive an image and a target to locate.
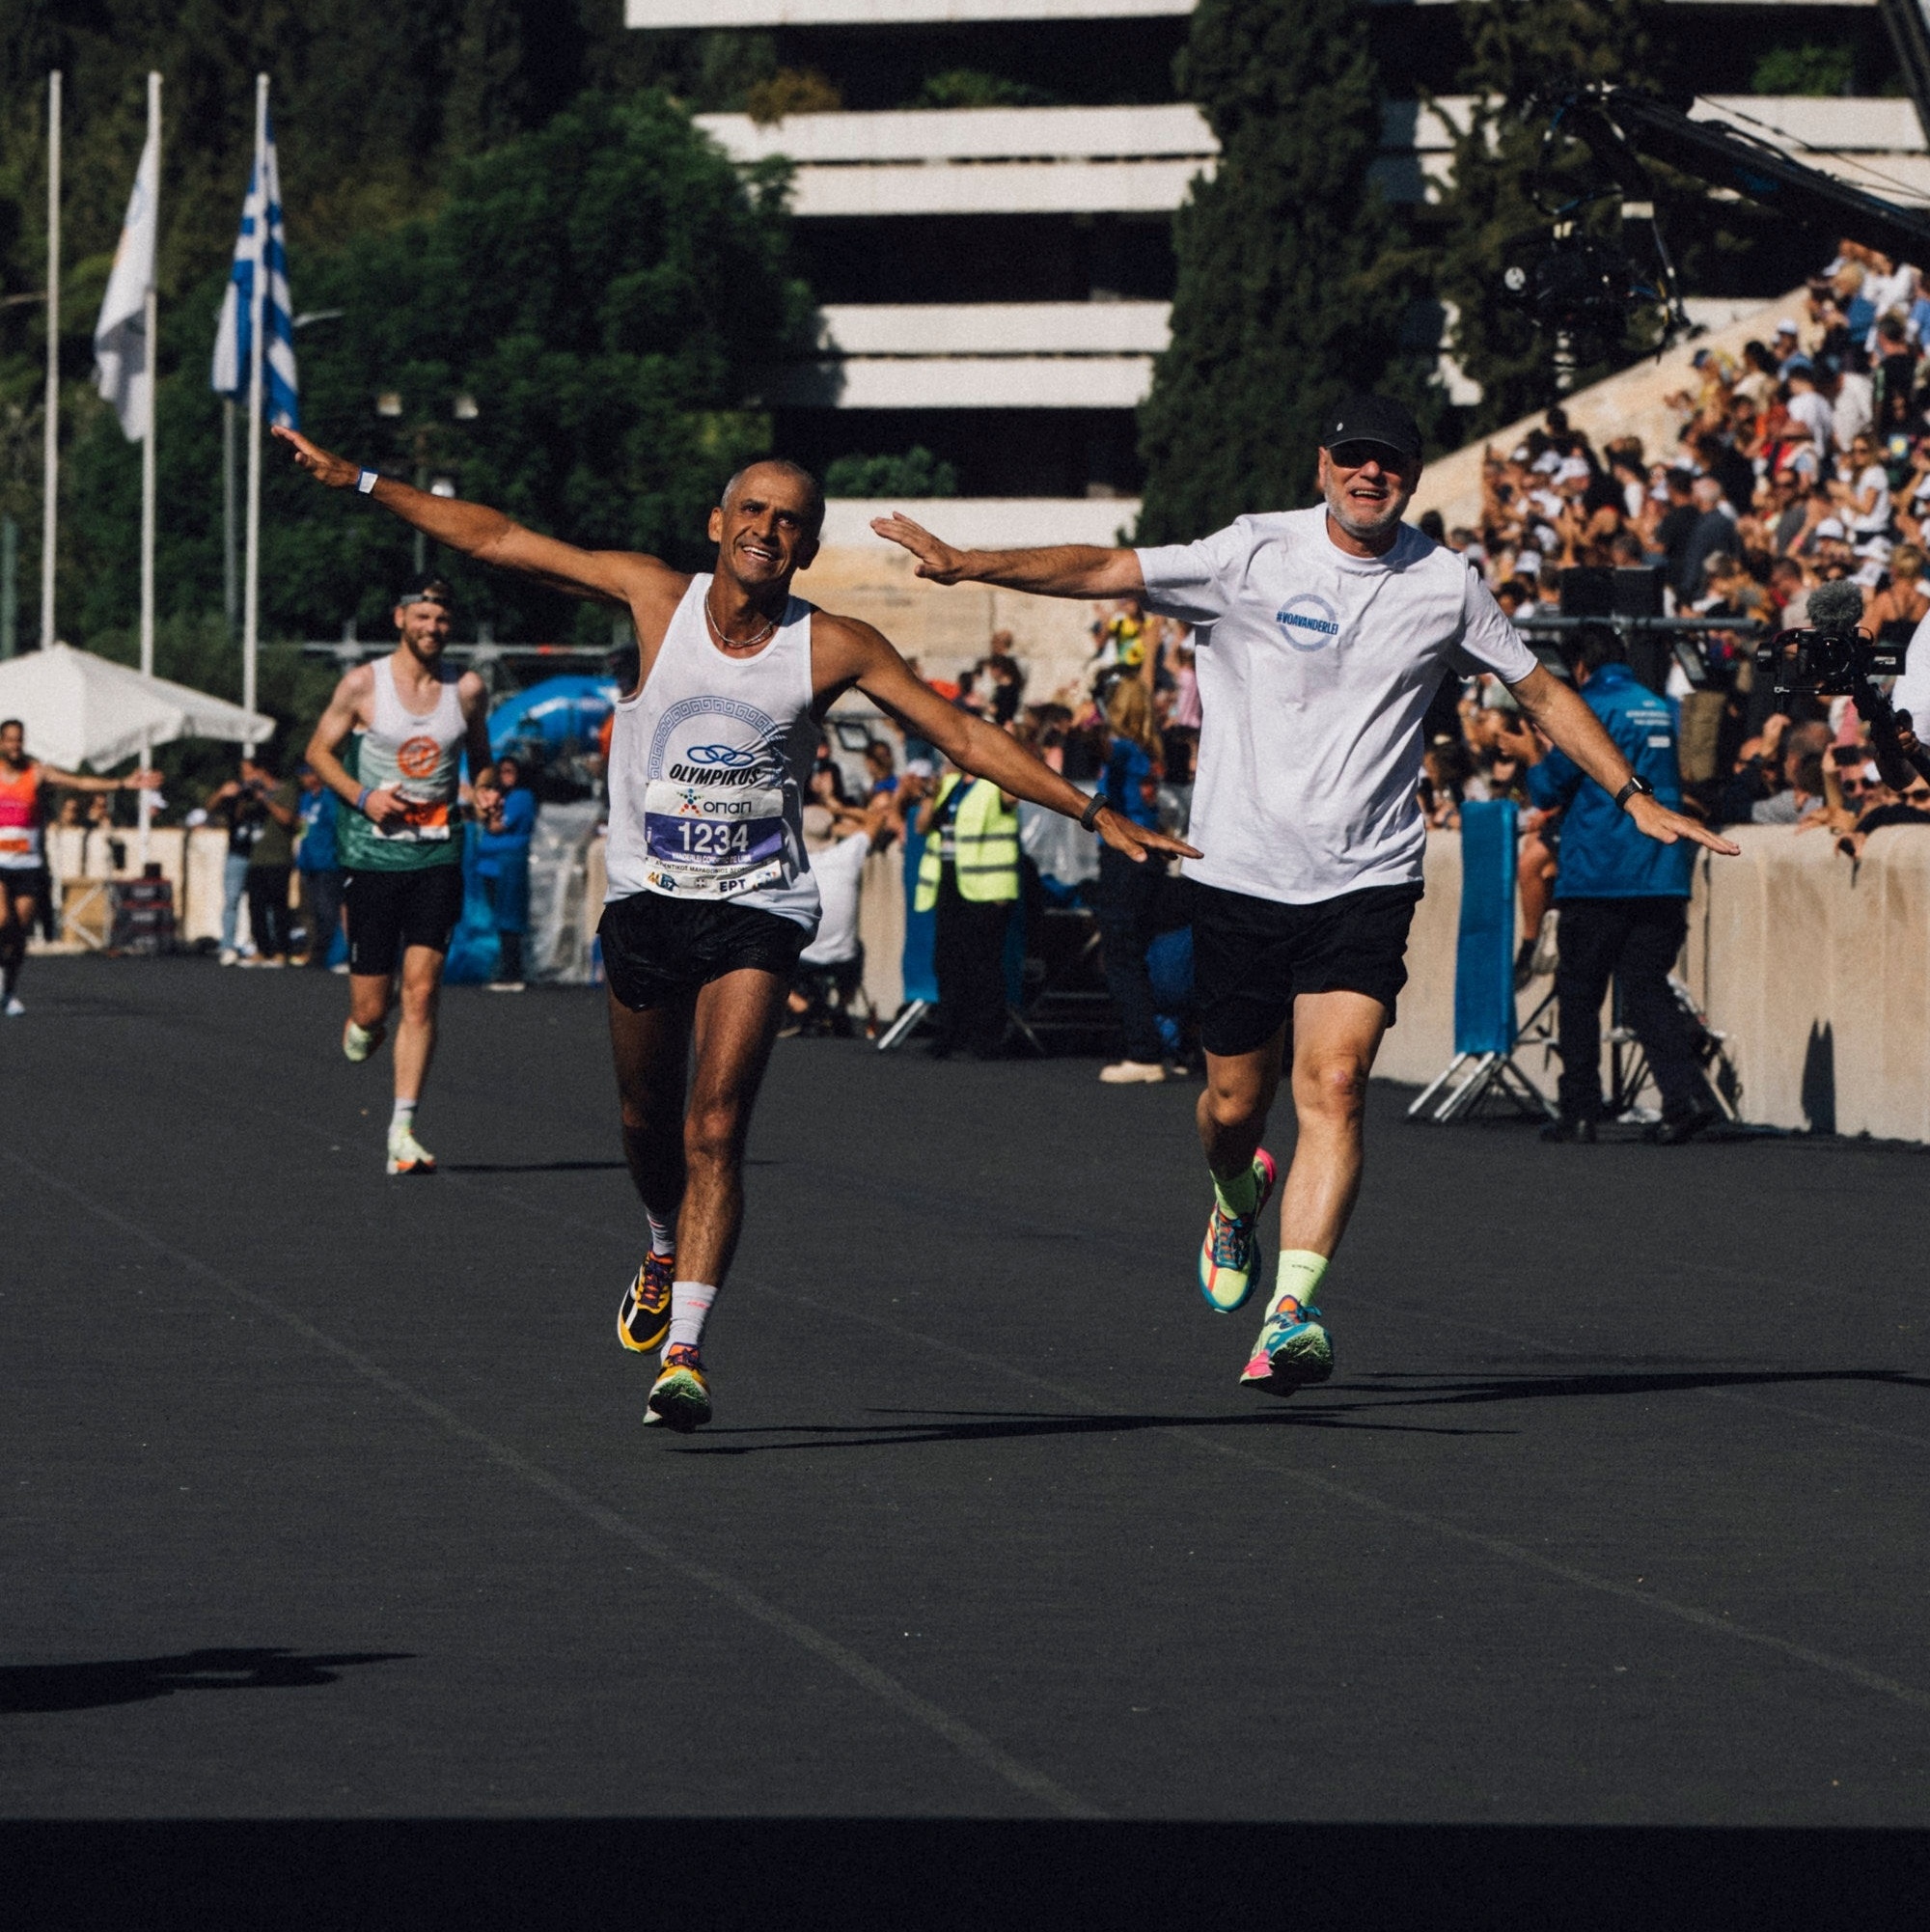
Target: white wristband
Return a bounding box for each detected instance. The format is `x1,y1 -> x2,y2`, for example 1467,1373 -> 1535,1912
356,468 -> 379,495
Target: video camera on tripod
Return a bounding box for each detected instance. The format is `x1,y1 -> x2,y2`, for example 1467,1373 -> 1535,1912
1758,580 -> 1930,790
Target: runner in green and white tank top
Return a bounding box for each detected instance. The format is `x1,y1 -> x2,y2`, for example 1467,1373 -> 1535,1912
305,574 -> 501,1176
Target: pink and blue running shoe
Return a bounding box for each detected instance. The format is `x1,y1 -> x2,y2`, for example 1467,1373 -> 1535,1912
1197,1148 -> 1277,1313
1239,1294 -> 1335,1395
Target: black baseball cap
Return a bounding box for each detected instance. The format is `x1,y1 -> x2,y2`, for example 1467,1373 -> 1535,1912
1319,394 -> 1423,462
398,574 -> 455,609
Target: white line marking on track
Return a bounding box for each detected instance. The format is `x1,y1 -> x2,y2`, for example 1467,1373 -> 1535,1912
5,1148 -> 1105,1821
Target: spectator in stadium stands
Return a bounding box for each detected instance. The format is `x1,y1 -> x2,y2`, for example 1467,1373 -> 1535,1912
477,755 -> 537,991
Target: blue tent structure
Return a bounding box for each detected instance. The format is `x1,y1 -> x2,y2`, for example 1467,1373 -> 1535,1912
487,675 -> 620,759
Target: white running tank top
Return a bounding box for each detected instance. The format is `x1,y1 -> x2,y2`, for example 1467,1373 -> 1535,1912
338,658 -> 467,869
605,574 -> 821,931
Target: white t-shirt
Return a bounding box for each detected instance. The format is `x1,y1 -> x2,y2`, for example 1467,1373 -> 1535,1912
1136,509 -> 1538,905
799,832 -> 870,966
1787,389 -> 1834,453
1848,462 -> 1892,536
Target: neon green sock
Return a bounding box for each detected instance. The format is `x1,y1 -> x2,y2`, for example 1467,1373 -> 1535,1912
1211,1160 -> 1261,1220
1272,1250 -> 1329,1315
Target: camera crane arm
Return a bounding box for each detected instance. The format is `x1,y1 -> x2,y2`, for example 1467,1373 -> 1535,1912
1555,88 -> 1930,277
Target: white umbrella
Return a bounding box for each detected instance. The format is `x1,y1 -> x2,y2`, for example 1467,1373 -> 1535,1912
0,642 -> 272,770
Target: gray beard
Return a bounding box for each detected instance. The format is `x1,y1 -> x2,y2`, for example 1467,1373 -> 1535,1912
1324,483 -> 1407,543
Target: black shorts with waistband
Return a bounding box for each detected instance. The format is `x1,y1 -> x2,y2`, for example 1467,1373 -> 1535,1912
599,889 -> 811,1012
343,862 -> 466,978
1192,878 -> 1424,1058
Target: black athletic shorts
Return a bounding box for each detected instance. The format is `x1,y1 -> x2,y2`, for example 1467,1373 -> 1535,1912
343,863 -> 466,978
599,889 -> 811,1012
1192,879 -> 1424,1058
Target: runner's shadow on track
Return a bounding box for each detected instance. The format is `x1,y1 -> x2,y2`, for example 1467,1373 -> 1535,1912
0,1646 -> 411,1716
666,1404 -> 1509,1455
1347,1367 -> 1930,1410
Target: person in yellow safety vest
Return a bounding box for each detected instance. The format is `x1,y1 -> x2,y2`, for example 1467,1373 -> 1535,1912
915,763 -> 1020,1058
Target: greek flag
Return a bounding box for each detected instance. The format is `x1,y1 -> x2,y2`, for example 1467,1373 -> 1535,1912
210,115 -> 298,428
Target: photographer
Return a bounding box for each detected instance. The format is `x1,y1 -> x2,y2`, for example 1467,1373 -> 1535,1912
1529,627 -> 1717,1145
206,754 -> 298,967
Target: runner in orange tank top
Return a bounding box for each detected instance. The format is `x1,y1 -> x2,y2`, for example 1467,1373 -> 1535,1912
0,719 -> 159,1016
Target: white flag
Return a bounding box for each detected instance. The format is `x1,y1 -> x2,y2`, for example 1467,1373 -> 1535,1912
94,122 -> 160,442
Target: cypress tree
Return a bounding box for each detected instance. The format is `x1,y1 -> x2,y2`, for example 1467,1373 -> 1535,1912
1136,0 -> 1414,544
1428,0 -> 1652,434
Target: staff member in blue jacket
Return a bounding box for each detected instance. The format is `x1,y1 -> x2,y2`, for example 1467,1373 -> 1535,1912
1529,626 -> 1716,1145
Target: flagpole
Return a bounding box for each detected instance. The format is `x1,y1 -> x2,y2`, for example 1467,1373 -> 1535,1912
41,69 -> 60,651
241,71 -> 266,745
138,69 -> 160,869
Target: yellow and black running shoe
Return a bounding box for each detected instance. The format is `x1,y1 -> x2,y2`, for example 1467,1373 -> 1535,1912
618,1252 -> 676,1355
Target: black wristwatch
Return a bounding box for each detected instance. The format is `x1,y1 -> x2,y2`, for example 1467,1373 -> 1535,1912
1613,775 -> 1654,814
1080,794 -> 1108,832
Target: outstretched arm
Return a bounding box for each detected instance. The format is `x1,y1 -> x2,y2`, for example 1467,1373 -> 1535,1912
1508,665 -> 1739,856
871,512 -> 1146,600
272,427 -> 684,614
818,615 -> 1199,864
40,764 -> 159,793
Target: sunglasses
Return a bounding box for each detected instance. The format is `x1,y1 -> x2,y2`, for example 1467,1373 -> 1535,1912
1328,441 -> 1410,472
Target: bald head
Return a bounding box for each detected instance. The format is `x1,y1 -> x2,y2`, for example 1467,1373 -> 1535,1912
721,459 -> 825,539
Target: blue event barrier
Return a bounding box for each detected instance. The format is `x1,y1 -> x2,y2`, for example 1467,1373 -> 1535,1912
899,830 -> 938,1005
1453,799 -> 1519,1056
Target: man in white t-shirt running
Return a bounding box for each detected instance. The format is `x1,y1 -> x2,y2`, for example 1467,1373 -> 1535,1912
878,393 -> 1737,1394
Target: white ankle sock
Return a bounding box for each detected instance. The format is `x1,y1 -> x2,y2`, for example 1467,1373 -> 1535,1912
646,1209 -> 676,1257
666,1280 -> 717,1356
391,1098 -> 416,1133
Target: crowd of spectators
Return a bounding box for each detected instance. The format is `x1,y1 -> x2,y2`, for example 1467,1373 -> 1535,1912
1420,240 -> 1930,871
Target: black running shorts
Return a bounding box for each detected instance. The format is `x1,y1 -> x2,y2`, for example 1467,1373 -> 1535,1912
1192,879 -> 1424,1058
599,889 -> 811,1012
343,863 -> 466,978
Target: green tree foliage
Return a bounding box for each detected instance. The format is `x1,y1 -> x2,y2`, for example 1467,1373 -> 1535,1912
823,447 -> 959,497
60,92 -> 809,663
1135,0 -> 1417,543
1427,0 -> 1653,436
915,71 -> 1056,110
1750,42 -> 1856,97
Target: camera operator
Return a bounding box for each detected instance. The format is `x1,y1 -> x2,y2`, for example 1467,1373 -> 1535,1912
1529,627 -> 1718,1145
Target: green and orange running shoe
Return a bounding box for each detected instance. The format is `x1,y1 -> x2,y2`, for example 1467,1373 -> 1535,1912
645,1345 -> 711,1433
1197,1148 -> 1277,1314
618,1253 -> 676,1355
1238,1293 -> 1335,1396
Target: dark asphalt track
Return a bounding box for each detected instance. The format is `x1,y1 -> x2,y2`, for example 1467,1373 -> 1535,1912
7,955 -> 1930,1827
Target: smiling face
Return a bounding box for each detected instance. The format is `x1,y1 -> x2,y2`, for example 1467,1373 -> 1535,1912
393,596 -> 453,664
706,462 -> 823,597
0,721 -> 22,768
1318,441 -> 1421,550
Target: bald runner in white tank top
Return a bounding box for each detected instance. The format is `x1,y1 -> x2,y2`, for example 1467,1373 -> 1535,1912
605,574 -> 822,934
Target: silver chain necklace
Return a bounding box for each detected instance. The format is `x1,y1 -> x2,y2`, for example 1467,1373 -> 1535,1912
704,586 -> 780,652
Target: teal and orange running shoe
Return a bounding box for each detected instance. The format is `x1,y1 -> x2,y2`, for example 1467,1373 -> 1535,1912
645,1344 -> 711,1432
1197,1148 -> 1277,1314
618,1252 -> 676,1355
1238,1293 -> 1335,1395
